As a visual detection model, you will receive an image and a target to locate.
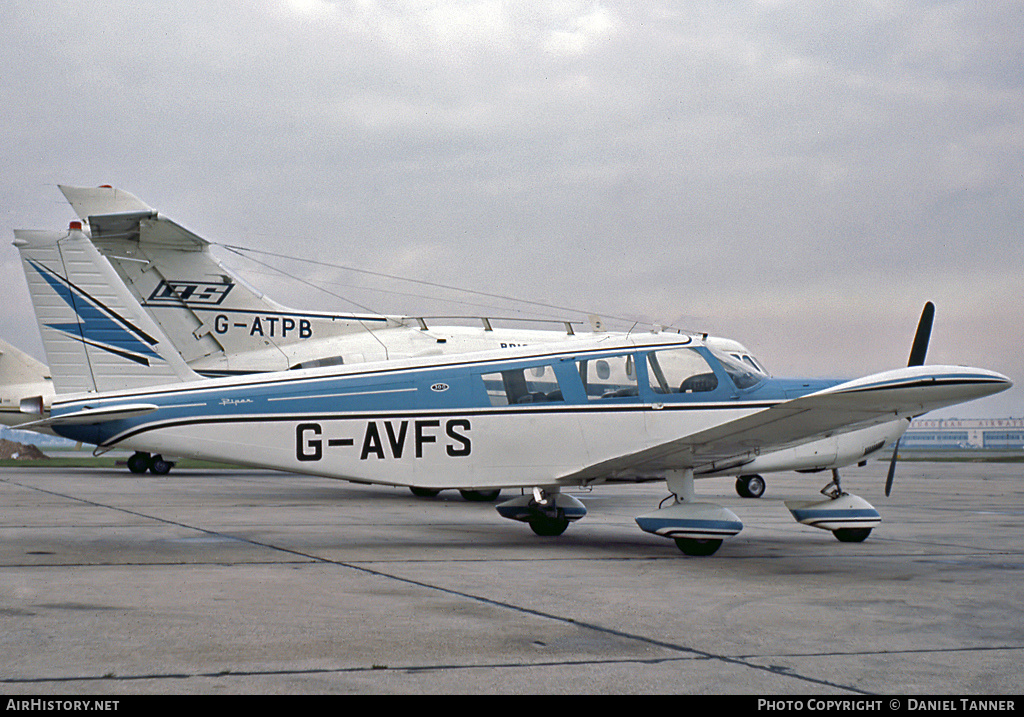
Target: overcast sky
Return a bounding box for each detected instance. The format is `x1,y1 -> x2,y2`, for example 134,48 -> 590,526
1,1 -> 1021,417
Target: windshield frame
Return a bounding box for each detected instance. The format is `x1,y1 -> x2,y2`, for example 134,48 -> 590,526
708,347 -> 765,391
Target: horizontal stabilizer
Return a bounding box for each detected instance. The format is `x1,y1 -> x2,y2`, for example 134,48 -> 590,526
60,185 -> 153,221
18,403 -> 159,429
88,211 -> 211,251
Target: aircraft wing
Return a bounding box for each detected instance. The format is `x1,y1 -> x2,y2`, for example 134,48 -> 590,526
59,185 -> 209,251
560,365 -> 1011,482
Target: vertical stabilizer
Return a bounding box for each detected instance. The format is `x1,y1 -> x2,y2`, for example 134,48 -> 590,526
14,226 -> 198,395
57,186 -> 403,373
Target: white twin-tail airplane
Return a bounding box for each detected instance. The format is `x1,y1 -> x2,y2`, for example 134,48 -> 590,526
57,184 -> 740,376
10,222 -> 1011,554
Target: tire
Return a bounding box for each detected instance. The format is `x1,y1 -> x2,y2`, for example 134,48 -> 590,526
529,517 -> 569,536
833,527 -> 872,543
409,487 -> 442,498
736,474 -> 766,499
674,537 -> 723,556
459,489 -> 502,502
149,456 -> 173,475
127,452 -> 150,474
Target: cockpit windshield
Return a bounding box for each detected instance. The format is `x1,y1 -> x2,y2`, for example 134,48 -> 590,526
709,349 -> 765,390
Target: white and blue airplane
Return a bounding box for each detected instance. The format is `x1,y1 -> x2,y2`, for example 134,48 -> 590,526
11,227 -> 1011,555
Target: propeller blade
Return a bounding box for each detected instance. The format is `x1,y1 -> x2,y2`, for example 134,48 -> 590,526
908,301 -> 934,367
885,438 -> 900,497
888,304 -> 932,497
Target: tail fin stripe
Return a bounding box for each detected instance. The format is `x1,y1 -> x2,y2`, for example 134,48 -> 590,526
28,259 -> 162,362
29,259 -> 161,345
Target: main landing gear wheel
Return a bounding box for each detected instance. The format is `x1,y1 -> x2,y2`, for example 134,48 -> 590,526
833,527 -> 872,543
127,452 -> 150,474
127,452 -> 174,475
459,489 -> 502,502
674,537 -> 723,556
149,455 -> 173,475
735,474 -> 766,499
409,487 -> 442,498
529,516 -> 570,536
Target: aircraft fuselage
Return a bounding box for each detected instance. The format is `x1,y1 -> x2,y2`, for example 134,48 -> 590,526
47,335 -> 1005,491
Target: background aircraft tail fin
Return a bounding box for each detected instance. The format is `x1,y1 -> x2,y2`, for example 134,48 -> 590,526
14,226 -> 199,395
58,185 -> 401,371
0,337 -> 55,420
0,337 -> 50,387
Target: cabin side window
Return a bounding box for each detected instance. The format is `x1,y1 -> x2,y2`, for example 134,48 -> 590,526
646,348 -> 719,394
481,365 -> 564,406
576,355 -> 639,399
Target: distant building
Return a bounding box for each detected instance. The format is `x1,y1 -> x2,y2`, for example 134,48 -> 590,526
902,418 -> 1024,451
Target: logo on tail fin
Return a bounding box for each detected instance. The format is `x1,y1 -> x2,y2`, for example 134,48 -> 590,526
28,259 -> 163,367
145,280 -> 234,306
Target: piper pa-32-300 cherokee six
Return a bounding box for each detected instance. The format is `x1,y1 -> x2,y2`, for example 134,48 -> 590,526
11,185 -> 768,492
13,244 -> 1010,554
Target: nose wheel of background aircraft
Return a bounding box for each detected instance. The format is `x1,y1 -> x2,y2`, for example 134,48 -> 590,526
735,474 -> 766,498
